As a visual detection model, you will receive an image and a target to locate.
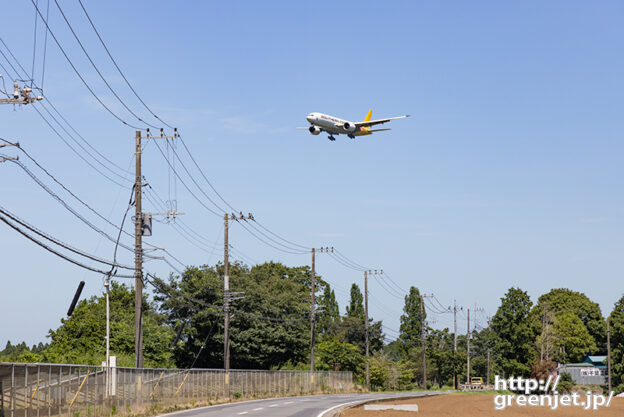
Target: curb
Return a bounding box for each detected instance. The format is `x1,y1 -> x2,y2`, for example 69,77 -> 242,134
319,392 -> 445,417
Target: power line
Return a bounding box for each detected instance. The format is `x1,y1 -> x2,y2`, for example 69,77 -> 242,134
76,0 -> 175,130
28,0 -> 143,129
0,206 -> 134,270
0,211 -> 133,278
51,0 -> 159,129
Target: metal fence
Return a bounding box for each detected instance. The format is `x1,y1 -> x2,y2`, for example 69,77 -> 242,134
0,363 -> 353,417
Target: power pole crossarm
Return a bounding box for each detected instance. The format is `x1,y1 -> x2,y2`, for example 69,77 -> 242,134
0,81 -> 43,105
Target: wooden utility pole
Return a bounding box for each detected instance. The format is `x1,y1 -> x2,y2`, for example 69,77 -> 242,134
420,294 -> 426,389
134,130 -> 143,369
466,308 -> 470,383
607,318 -> 612,392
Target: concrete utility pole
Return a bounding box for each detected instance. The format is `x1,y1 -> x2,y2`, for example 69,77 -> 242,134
309,246 -> 333,390
363,269 -> 382,391
223,211 -> 253,396
364,270 -> 369,391
487,348 -> 491,386
420,294 -> 426,389
466,308 -> 470,383
607,318 -> 612,392
453,300 -> 461,389
134,130 -> 143,369
310,247 -> 315,381
133,128 -> 177,369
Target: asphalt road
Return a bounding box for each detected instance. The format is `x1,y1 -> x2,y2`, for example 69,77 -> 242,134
159,392 -> 442,417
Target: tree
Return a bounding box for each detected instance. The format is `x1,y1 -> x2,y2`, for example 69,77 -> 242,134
44,281 -> 174,367
316,338 -> 363,373
317,286 -> 340,337
608,295 -> 624,391
552,312 -> 597,363
337,316 -> 384,354
346,283 -> 364,320
155,261 -> 312,369
534,305 -> 556,361
531,289 -> 605,351
399,286 -> 425,350
491,287 -> 536,377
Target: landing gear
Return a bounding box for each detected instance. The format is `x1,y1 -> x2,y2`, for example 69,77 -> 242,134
328,135 -> 336,141
348,134 -> 355,139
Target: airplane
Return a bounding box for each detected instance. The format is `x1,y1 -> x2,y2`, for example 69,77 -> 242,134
299,110 -> 409,141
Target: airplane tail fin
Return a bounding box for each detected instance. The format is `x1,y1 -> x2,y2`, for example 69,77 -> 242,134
361,110 -> 373,132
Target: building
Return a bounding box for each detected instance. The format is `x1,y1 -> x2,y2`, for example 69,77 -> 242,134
557,355 -> 607,386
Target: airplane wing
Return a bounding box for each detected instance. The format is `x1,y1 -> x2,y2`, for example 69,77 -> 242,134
355,115 -> 409,128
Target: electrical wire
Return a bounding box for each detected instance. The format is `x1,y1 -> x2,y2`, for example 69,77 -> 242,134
0,38 -> 135,184
381,271 -> 407,294
0,212 -> 133,278
76,0 -> 175,129
40,0 -> 50,92
51,0 -> 160,129
0,206 -> 134,270
28,1 -> 143,129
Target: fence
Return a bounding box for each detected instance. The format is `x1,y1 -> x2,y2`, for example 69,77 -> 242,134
0,363 -> 353,417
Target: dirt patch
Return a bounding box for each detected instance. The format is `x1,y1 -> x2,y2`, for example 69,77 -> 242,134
341,393 -> 624,417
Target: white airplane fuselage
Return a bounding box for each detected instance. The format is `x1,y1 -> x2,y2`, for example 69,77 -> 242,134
306,112 -> 370,137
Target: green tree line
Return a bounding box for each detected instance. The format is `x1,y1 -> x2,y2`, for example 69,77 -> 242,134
3,263 -> 624,393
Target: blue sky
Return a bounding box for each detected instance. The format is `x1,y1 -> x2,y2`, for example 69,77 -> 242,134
1,0 -> 623,349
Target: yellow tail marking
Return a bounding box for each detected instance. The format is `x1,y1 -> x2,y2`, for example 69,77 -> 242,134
361,110 -> 372,131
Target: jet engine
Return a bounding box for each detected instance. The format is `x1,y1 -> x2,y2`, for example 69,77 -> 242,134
342,122 -> 356,133
309,126 -> 322,135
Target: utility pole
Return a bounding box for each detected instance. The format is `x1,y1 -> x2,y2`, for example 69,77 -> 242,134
453,300 -> 462,389
363,269 -> 383,391
420,294 -> 426,389
466,308 -> 470,383
134,130 -> 143,369
607,318 -> 612,392
133,128 -> 177,369
310,247 -> 315,385
364,270 -> 369,391
487,348 -> 491,386
309,246 -> 333,391
105,274 -> 110,395
223,211 -> 253,397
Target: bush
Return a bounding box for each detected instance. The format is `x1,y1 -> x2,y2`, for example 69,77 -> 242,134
557,372 -> 574,393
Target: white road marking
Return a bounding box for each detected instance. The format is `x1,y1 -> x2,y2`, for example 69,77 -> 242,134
316,400 -> 366,417
268,404 -> 278,407
237,412 -> 248,415
252,407 -> 263,411
283,401 -> 294,404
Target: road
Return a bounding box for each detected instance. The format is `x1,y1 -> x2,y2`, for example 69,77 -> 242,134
159,392 -> 442,417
